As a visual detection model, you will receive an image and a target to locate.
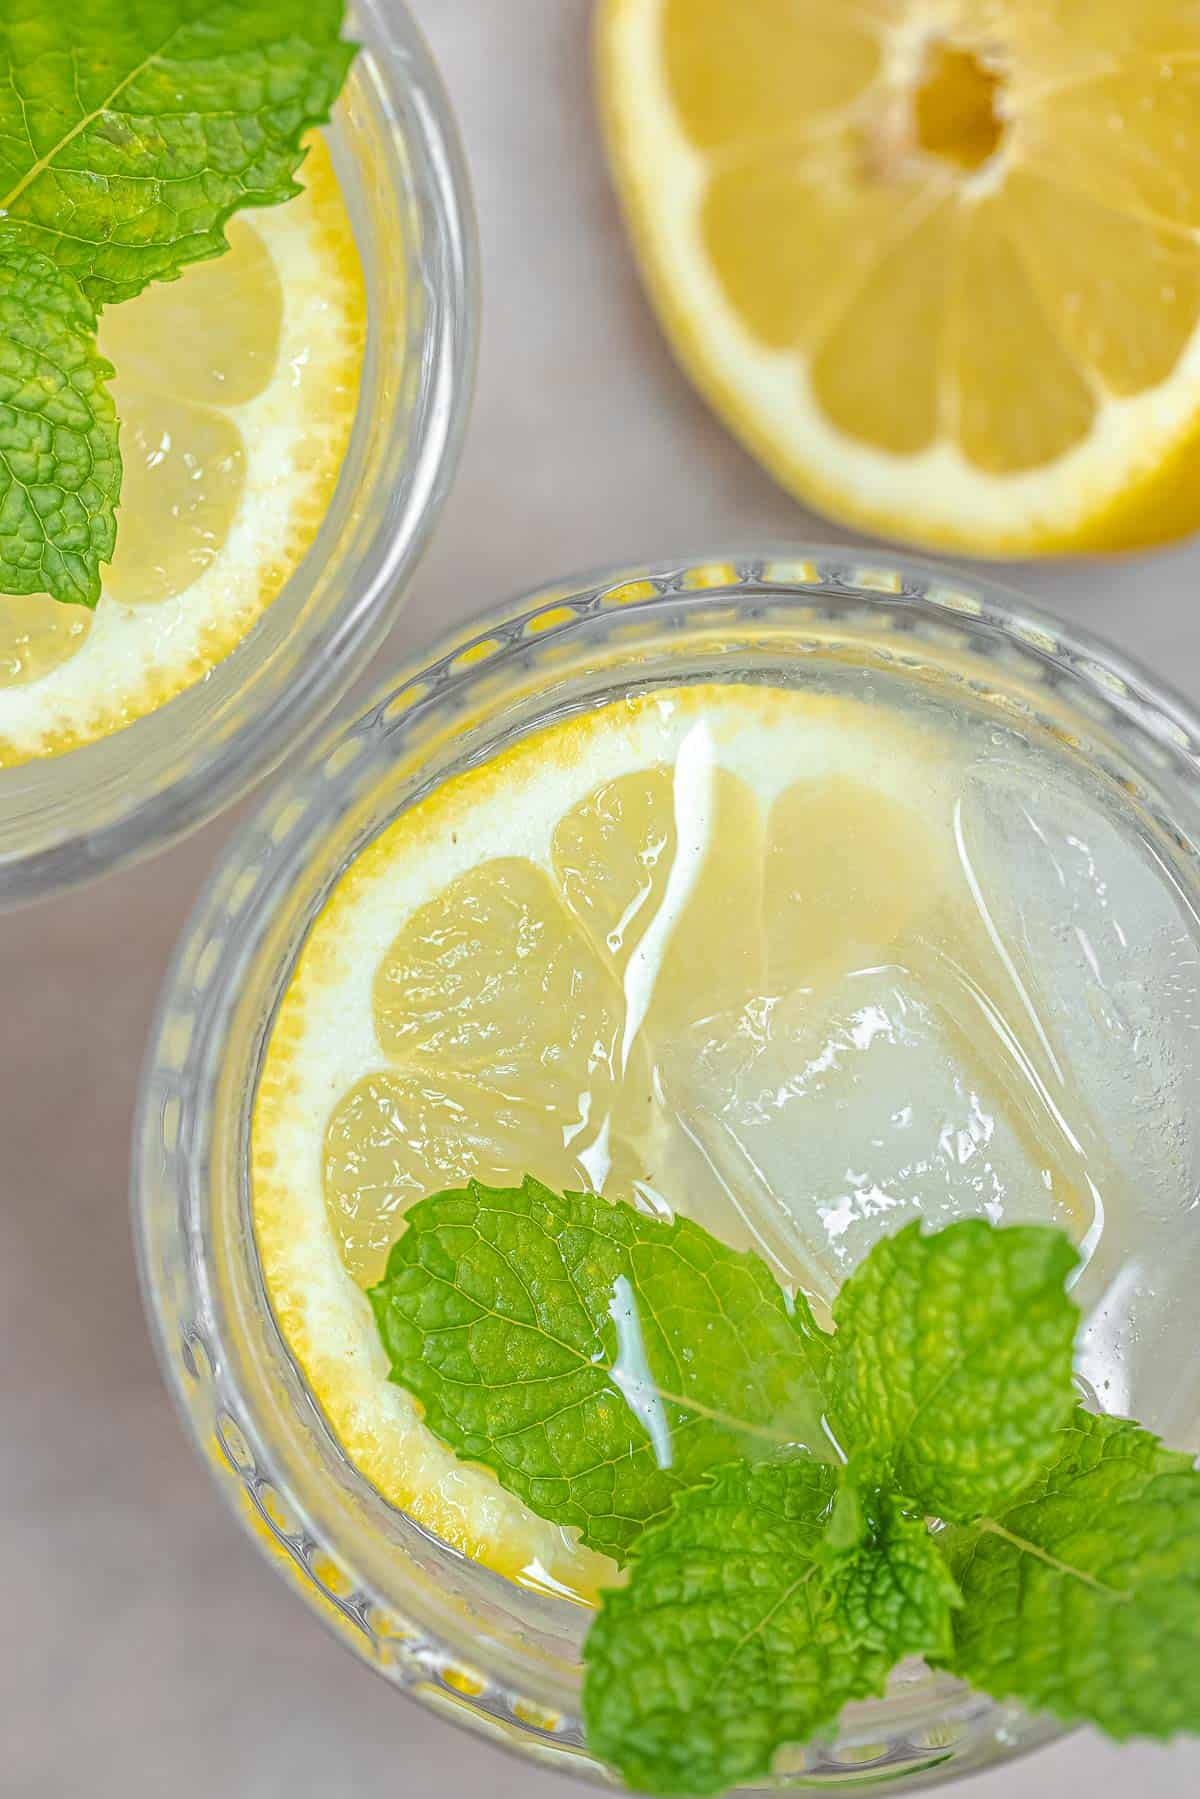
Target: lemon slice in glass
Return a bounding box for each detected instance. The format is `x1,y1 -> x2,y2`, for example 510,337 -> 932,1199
0,133 -> 365,765
250,682 -> 1082,1605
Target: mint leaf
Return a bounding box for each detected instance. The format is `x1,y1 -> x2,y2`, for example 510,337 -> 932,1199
0,244 -> 118,606
0,1 -> 355,307
940,1409 -> 1200,1739
583,1459 -> 892,1795
831,1220 -> 1078,1520
369,1178 -> 832,1561
824,1494 -> 961,1662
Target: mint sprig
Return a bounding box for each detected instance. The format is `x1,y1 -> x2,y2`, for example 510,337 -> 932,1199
0,0 -> 355,604
368,1177 -> 831,1561
371,1187 -> 1200,1792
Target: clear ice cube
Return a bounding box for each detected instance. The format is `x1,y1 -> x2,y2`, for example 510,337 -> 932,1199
656,964 -> 1064,1309
955,751 -> 1200,1436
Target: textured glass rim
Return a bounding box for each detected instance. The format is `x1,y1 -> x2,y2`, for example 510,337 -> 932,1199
134,547 -> 1200,1792
0,0 -> 479,907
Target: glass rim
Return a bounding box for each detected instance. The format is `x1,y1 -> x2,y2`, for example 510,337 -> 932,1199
393,544 -> 1200,759
0,0 -> 479,908
135,545 -> 1200,1790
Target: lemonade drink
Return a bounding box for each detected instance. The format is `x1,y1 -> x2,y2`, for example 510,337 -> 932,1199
248,589 -> 1200,1611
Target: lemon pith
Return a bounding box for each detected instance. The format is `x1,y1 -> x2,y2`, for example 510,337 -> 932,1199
597,0 -> 1200,557
251,682 -> 1092,1606
0,132 -> 366,765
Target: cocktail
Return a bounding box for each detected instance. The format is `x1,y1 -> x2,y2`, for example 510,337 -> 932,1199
135,556 -> 1200,1793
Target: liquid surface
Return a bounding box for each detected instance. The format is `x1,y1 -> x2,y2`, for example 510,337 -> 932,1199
252,677 -> 1200,1604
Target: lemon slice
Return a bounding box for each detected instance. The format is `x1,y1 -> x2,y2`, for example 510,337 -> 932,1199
0,133 -> 365,766
249,682 -> 1022,1604
597,0 -> 1200,556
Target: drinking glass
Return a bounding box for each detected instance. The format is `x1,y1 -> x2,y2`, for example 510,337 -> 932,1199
0,0 -> 477,906
135,551 -> 1200,1790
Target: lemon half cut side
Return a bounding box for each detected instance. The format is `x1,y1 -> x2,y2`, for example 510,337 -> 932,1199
597,0 -> 1200,558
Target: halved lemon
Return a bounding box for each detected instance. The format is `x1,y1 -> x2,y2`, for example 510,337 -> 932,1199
597,0 -> 1200,557
250,683 -> 993,1604
0,133 -> 365,766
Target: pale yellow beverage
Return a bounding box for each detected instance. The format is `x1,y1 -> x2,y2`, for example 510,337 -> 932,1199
251,668 -> 1200,1607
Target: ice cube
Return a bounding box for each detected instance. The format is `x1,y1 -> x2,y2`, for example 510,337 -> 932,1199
956,754 -> 1200,1229
955,752 -> 1200,1438
655,963 -> 1065,1305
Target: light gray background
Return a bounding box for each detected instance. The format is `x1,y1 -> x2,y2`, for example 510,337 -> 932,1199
4,3 -> 1198,1794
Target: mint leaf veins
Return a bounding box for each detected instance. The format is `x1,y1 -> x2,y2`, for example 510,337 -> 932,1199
830,1218 -> 1079,1520
0,244 -> 118,605
0,0 -> 355,603
0,1 -> 355,307
368,1176 -> 832,1561
823,1492 -> 962,1663
939,1409 -> 1200,1739
582,1458 -> 891,1798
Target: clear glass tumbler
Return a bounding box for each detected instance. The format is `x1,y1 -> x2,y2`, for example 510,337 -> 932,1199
134,552 -> 1200,1791
0,0 -> 477,907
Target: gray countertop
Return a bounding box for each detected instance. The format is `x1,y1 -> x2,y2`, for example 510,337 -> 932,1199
4,2 -> 1198,1793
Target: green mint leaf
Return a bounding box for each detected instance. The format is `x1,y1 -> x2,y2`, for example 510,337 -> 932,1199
824,1494 -> 961,1662
939,1409 -> 1200,1740
0,244 -> 118,606
0,1 -> 355,307
583,1457 -> 892,1796
368,1177 -> 832,1561
831,1220 -> 1078,1521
